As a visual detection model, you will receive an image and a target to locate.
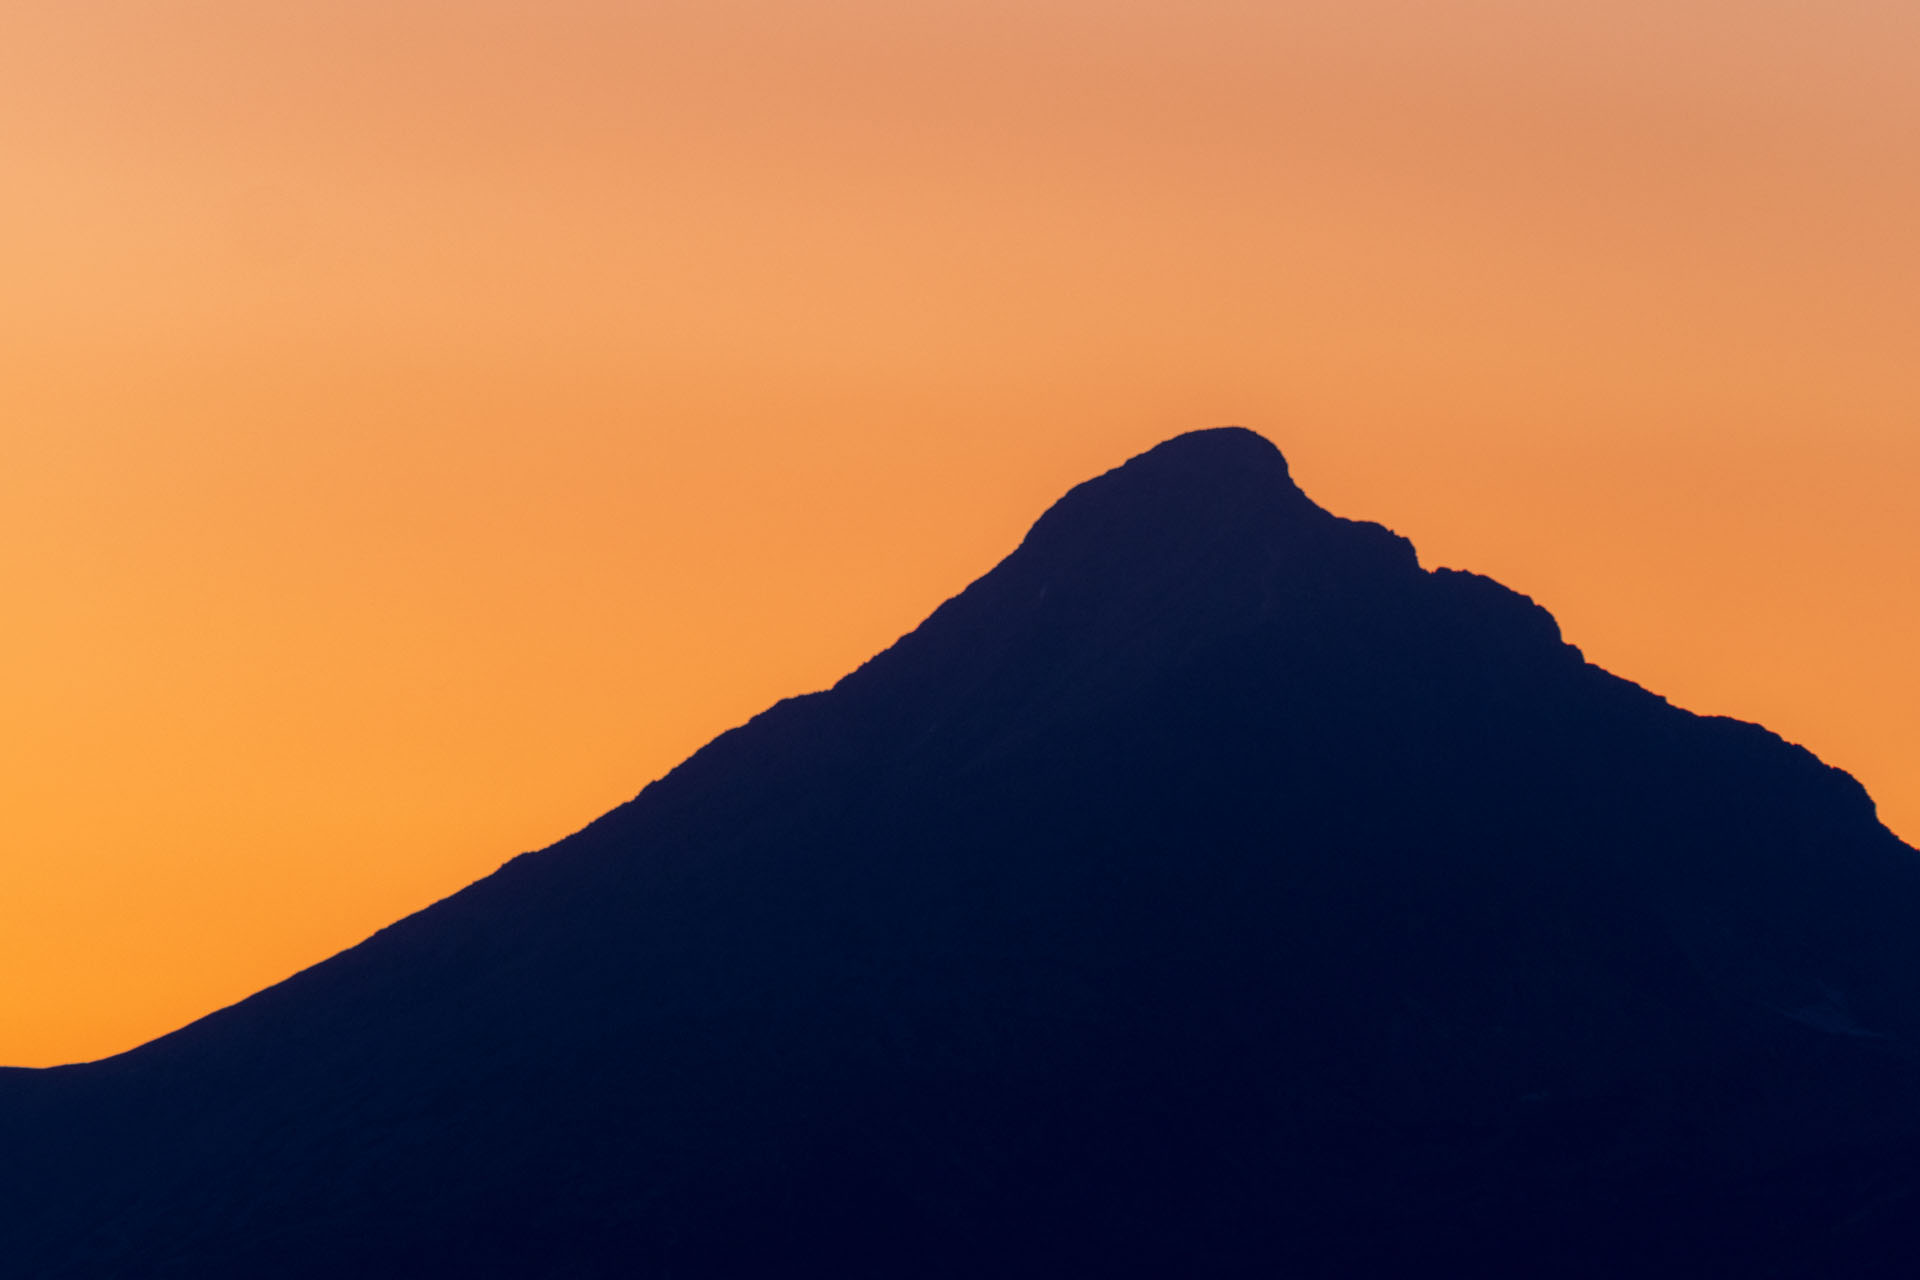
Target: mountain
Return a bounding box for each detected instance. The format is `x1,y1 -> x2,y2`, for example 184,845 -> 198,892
7,427 -> 1920,1277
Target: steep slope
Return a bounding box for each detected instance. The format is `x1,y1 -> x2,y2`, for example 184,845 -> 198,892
7,427 -> 1920,1277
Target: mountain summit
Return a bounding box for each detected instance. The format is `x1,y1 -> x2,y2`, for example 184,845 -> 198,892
7,428 -> 1920,1277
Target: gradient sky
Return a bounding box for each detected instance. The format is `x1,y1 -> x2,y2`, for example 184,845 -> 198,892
5,0 -> 1917,1067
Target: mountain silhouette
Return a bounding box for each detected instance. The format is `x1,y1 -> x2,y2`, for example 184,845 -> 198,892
8,426 -> 1920,1277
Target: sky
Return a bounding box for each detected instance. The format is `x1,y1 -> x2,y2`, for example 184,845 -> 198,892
4,0 -> 1917,1067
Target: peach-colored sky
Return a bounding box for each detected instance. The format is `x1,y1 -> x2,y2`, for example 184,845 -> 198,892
5,0 -> 1917,1067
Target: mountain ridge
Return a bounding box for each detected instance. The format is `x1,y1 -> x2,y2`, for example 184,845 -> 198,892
6,426 -> 1920,1277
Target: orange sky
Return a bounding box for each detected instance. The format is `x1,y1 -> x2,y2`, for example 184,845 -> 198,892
4,0 -> 1917,1067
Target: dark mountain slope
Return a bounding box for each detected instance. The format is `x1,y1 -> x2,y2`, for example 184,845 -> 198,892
7,427 -> 1920,1277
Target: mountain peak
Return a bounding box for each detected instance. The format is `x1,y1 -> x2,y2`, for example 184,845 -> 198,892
1122,424 -> 1292,475
1121,426 -> 1282,466
1042,424 -> 1308,518
1008,426 -> 1327,576
991,428 -> 1413,627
